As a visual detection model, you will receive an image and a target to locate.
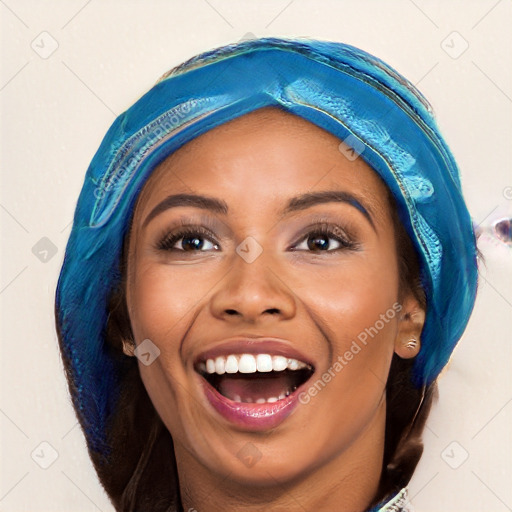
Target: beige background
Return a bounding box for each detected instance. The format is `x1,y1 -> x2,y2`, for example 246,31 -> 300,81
1,1 -> 511,511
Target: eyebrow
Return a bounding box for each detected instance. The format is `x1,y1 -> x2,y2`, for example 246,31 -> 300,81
142,190 -> 376,230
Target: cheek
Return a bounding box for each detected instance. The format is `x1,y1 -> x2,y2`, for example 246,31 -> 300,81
127,261 -> 199,397
289,250 -> 399,457
127,261 -> 212,440
128,260 -> 211,343
293,244 -> 400,402
297,245 -> 400,351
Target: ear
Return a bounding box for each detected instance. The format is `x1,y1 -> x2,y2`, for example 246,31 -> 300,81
394,292 -> 426,359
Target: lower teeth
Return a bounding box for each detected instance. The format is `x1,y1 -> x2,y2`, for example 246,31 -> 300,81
231,387 -> 297,403
201,368 -> 309,404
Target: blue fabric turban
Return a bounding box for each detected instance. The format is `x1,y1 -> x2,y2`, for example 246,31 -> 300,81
55,37 -> 478,457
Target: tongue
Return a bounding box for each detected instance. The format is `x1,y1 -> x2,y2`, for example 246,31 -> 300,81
218,372 -> 294,402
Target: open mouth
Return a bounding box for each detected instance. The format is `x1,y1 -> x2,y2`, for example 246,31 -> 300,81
196,354 -> 315,404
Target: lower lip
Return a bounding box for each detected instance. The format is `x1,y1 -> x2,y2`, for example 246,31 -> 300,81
200,376 -> 304,431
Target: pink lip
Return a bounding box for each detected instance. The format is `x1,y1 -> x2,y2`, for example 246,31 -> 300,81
199,374 -> 305,432
194,337 -> 315,367
193,336 -> 316,431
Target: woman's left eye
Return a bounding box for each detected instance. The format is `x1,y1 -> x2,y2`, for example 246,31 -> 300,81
291,225 -> 357,253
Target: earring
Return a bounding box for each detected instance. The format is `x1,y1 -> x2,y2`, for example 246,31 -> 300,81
404,336 -> 419,350
122,338 -> 136,357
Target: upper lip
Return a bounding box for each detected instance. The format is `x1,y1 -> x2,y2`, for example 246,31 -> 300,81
194,336 -> 316,369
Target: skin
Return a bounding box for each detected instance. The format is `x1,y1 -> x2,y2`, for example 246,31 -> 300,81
124,107 -> 425,512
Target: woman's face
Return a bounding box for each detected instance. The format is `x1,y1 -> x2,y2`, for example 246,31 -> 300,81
126,107 -> 418,487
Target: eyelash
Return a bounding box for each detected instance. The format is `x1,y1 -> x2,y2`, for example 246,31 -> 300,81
156,222 -> 359,254
157,226 -> 219,252
291,223 -> 359,253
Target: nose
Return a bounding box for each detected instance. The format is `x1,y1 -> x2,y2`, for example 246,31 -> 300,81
209,250 -> 296,323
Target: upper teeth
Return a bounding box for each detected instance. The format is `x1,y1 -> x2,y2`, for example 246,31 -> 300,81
201,354 -> 309,375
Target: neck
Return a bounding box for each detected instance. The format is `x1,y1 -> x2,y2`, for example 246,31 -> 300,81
175,396 -> 387,512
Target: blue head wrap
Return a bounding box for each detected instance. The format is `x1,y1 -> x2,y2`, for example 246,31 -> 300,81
55,37 -> 478,458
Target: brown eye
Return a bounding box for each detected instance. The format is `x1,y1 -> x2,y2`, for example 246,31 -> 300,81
306,233 -> 337,251
291,223 -> 358,253
157,227 -> 219,252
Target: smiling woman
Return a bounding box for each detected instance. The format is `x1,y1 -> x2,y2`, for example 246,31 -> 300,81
55,37 -> 478,512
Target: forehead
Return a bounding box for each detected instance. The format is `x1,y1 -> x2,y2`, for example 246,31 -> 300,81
132,107 -> 390,223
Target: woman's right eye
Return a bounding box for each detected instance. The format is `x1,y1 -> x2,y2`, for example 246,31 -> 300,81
157,227 -> 220,252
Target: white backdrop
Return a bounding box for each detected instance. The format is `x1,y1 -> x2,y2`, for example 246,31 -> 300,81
1,1 -> 511,511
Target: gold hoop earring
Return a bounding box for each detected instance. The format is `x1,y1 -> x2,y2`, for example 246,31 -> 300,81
122,338 -> 136,357
404,336 -> 418,350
